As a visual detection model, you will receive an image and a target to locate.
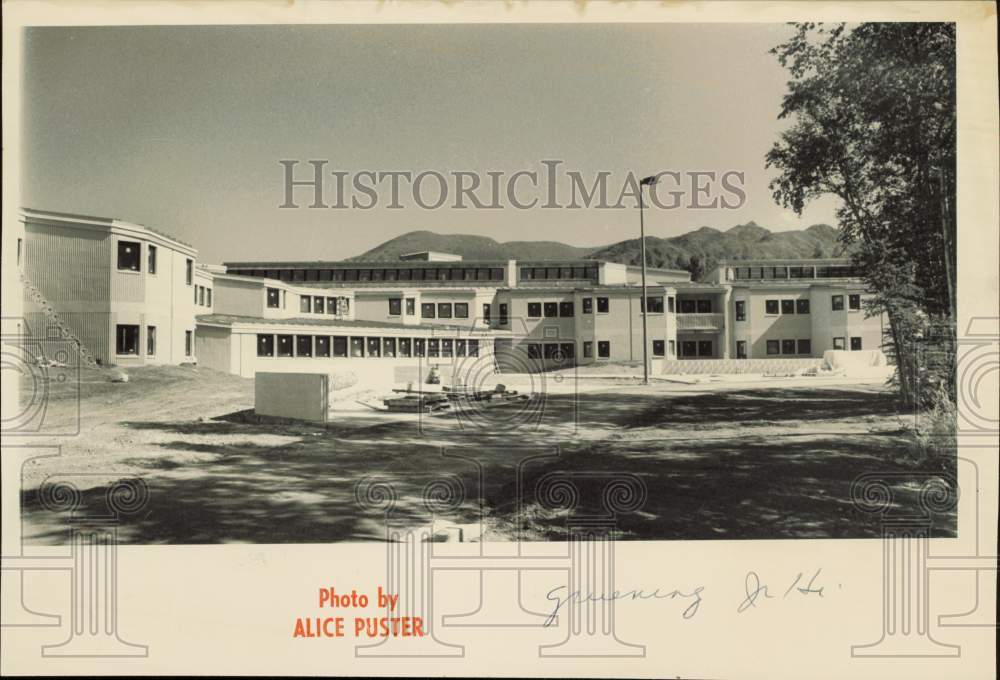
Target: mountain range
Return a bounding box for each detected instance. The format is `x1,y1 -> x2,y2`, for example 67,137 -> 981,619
349,221 -> 847,281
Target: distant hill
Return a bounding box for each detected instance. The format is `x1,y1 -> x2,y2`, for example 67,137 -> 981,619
347,230 -> 596,262
350,222 -> 846,281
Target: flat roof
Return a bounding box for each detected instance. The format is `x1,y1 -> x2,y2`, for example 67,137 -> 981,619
195,314 -> 498,334
21,207 -> 196,251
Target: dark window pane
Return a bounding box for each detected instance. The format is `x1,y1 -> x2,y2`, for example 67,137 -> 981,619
597,297 -> 609,313
257,334 -> 274,357
296,335 -> 313,357
582,298 -> 593,314
117,241 -> 140,271
315,336 -> 331,357
765,300 -> 779,315
527,303 -> 542,318
559,301 -> 574,317
543,302 -> 558,318
796,299 -> 810,314
781,300 -> 795,315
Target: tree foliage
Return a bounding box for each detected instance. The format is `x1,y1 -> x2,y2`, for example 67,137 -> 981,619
766,22 -> 956,406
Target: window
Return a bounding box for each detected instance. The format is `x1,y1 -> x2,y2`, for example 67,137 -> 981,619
468,339 -> 480,357
559,343 -> 575,360
766,340 -> 780,355
543,343 -> 558,359
781,339 -> 796,355
781,300 -> 795,315
316,336 -> 331,357
559,301 -> 574,317
296,336 -> 313,357
194,285 -> 199,304
367,338 -> 381,357
851,336 -> 863,351
441,339 -> 453,358
405,298 -> 416,315
382,338 -> 397,357
398,338 -> 412,357
543,302 -> 558,318
147,245 -> 157,274
333,336 -> 348,357
643,296 -> 664,313
667,296 -> 675,313
597,297 -> 609,313
681,341 -> 697,357
765,299 -> 779,315
696,300 -> 712,313
582,298 -> 593,314
257,334 -> 274,357
437,303 -> 453,319
455,339 -> 467,357
117,241 -> 141,271
146,326 -> 156,356
797,339 -> 812,355
597,341 -> 610,358
201,286 -> 208,306
796,299 -> 810,314
311,297 -> 323,314
454,303 -> 469,319
698,340 -> 713,357
735,300 -> 746,321
583,341 -> 593,358
185,330 -> 193,357
527,303 -> 542,318
414,338 -> 426,357
736,340 -> 747,359
267,288 -> 280,308
277,335 -> 293,357
421,303 -> 436,318
849,294 -> 861,311
832,295 -> 844,311
327,297 -> 337,314
668,340 -> 676,357
300,296 -> 312,313
427,339 -> 440,358
185,259 -> 193,285
483,303 -> 492,322
833,337 -> 846,350
350,337 -> 365,357
339,298 -> 349,315
652,340 -> 665,357
207,289 -> 212,307
388,298 -> 402,316
499,304 -> 508,325
527,343 -> 542,359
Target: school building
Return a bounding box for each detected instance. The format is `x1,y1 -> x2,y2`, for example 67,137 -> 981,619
16,208 -> 885,376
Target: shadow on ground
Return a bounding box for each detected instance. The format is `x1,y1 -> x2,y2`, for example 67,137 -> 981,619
20,385 -> 956,544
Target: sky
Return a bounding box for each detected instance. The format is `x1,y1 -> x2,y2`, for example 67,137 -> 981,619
22,23 -> 841,263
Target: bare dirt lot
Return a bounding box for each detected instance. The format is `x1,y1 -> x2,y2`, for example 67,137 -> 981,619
16,365 -> 956,544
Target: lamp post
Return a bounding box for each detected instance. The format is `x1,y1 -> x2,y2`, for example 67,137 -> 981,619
637,175 -> 659,386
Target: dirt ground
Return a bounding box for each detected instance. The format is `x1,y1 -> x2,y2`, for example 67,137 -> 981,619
15,364 -> 956,544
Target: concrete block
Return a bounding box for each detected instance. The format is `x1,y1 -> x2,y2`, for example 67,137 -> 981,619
255,372 -> 328,423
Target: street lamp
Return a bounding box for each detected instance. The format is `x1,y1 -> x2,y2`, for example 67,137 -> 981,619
637,174 -> 659,386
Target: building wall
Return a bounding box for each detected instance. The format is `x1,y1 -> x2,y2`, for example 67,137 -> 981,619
22,219 -> 113,363
212,326 -> 497,380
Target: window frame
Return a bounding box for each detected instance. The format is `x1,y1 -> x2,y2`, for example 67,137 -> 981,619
596,297 -> 609,314
117,241 -> 141,273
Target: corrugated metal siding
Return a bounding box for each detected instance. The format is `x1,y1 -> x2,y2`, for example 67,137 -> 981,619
24,222 -> 111,304
23,222 -> 112,363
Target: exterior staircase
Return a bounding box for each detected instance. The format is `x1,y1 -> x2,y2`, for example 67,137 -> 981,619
19,272 -> 101,368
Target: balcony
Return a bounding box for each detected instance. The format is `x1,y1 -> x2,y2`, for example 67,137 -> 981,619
676,313 -> 725,331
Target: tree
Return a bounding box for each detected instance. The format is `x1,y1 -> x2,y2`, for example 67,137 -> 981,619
687,255 -> 705,282
766,22 -> 956,405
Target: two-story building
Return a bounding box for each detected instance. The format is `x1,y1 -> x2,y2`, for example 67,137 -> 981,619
19,208 -> 200,366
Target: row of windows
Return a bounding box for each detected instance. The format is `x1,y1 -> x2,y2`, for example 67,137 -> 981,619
731,265 -> 859,280
117,241 -> 194,285
233,267 -> 505,284
763,299 -> 811,316
832,294 -> 863,312
116,324 -> 193,357
765,339 -> 813,355
195,285 -> 212,307
256,334 -> 481,359
762,337 -> 863,354
299,295 -> 350,315
419,302 -> 468,319
519,266 -> 599,281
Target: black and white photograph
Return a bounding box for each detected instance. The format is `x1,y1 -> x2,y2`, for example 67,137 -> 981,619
1,2 -> 996,678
